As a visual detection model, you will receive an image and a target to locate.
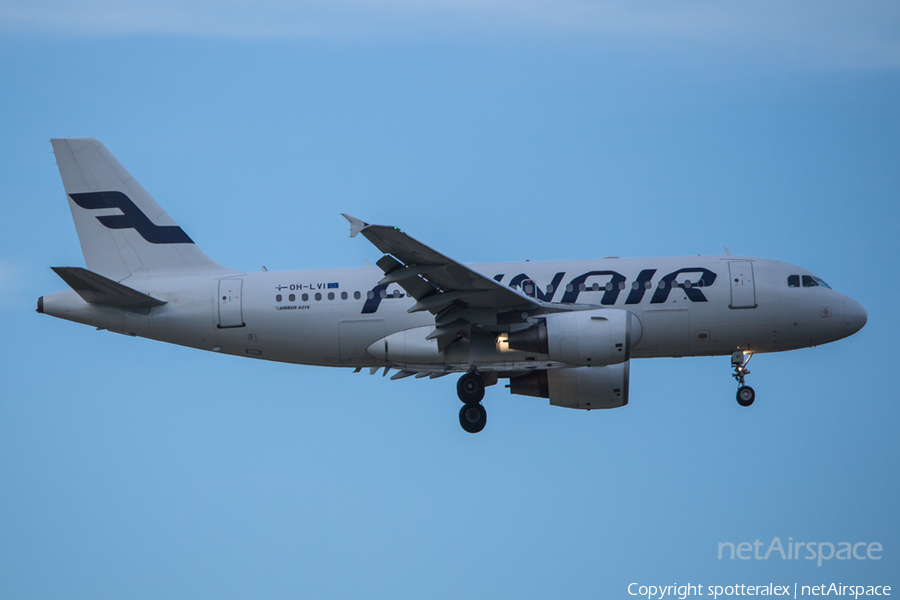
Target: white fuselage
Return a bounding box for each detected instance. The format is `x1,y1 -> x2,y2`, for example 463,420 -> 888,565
41,255 -> 867,373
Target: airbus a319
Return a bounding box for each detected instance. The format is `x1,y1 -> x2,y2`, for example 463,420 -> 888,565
38,138 -> 867,433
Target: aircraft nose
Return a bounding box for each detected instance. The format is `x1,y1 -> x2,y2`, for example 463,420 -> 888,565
843,297 -> 867,337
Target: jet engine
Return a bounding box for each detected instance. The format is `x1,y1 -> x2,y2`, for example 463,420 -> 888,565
509,362 -> 629,410
507,308 -> 641,366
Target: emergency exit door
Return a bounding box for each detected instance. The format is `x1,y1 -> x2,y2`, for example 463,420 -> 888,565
218,279 -> 244,328
728,261 -> 757,309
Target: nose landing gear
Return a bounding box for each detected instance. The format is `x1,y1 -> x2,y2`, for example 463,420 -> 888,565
737,385 -> 755,407
732,351 -> 755,407
457,371 -> 487,433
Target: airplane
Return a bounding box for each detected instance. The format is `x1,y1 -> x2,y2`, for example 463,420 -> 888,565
38,138 -> 868,433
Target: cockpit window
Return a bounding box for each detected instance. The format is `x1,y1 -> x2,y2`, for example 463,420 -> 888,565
790,274 -> 831,289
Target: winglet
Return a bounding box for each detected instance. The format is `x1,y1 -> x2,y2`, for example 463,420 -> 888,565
341,214 -> 370,238
724,246 -> 733,256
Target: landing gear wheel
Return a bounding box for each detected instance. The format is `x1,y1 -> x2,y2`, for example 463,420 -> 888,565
457,372 -> 485,404
736,385 -> 755,407
459,403 -> 487,434
731,351 -> 755,407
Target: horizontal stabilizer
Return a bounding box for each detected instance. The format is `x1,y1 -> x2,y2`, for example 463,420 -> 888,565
51,267 -> 167,308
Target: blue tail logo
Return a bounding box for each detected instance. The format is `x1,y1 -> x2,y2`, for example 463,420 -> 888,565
69,191 -> 193,244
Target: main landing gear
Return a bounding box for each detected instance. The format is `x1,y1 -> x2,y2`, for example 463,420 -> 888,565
457,371 -> 487,433
732,351 -> 755,407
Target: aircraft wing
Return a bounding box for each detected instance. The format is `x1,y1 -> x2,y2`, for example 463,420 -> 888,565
343,214 -> 539,312
343,214 -> 543,350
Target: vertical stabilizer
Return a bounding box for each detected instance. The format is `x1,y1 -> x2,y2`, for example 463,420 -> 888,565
51,138 -> 232,281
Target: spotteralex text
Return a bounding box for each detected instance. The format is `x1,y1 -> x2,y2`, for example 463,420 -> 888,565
628,583 -> 891,600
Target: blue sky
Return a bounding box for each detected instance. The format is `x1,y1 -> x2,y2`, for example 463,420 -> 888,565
1,2 -> 898,599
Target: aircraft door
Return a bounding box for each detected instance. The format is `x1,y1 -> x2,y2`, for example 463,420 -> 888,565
218,278 -> 244,328
728,261 -> 757,309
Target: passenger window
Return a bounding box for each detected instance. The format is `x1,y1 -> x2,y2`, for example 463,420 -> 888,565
276,294 -> 282,302
302,293 -> 309,302
802,275 -> 818,288
327,292 -> 335,300
354,291 -> 361,300
787,275 -> 800,288
289,294 -> 296,302
341,291 -> 348,300
315,293 -> 322,301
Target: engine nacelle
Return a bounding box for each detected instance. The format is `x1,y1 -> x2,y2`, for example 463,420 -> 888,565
509,362 -> 629,410
507,308 -> 641,366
